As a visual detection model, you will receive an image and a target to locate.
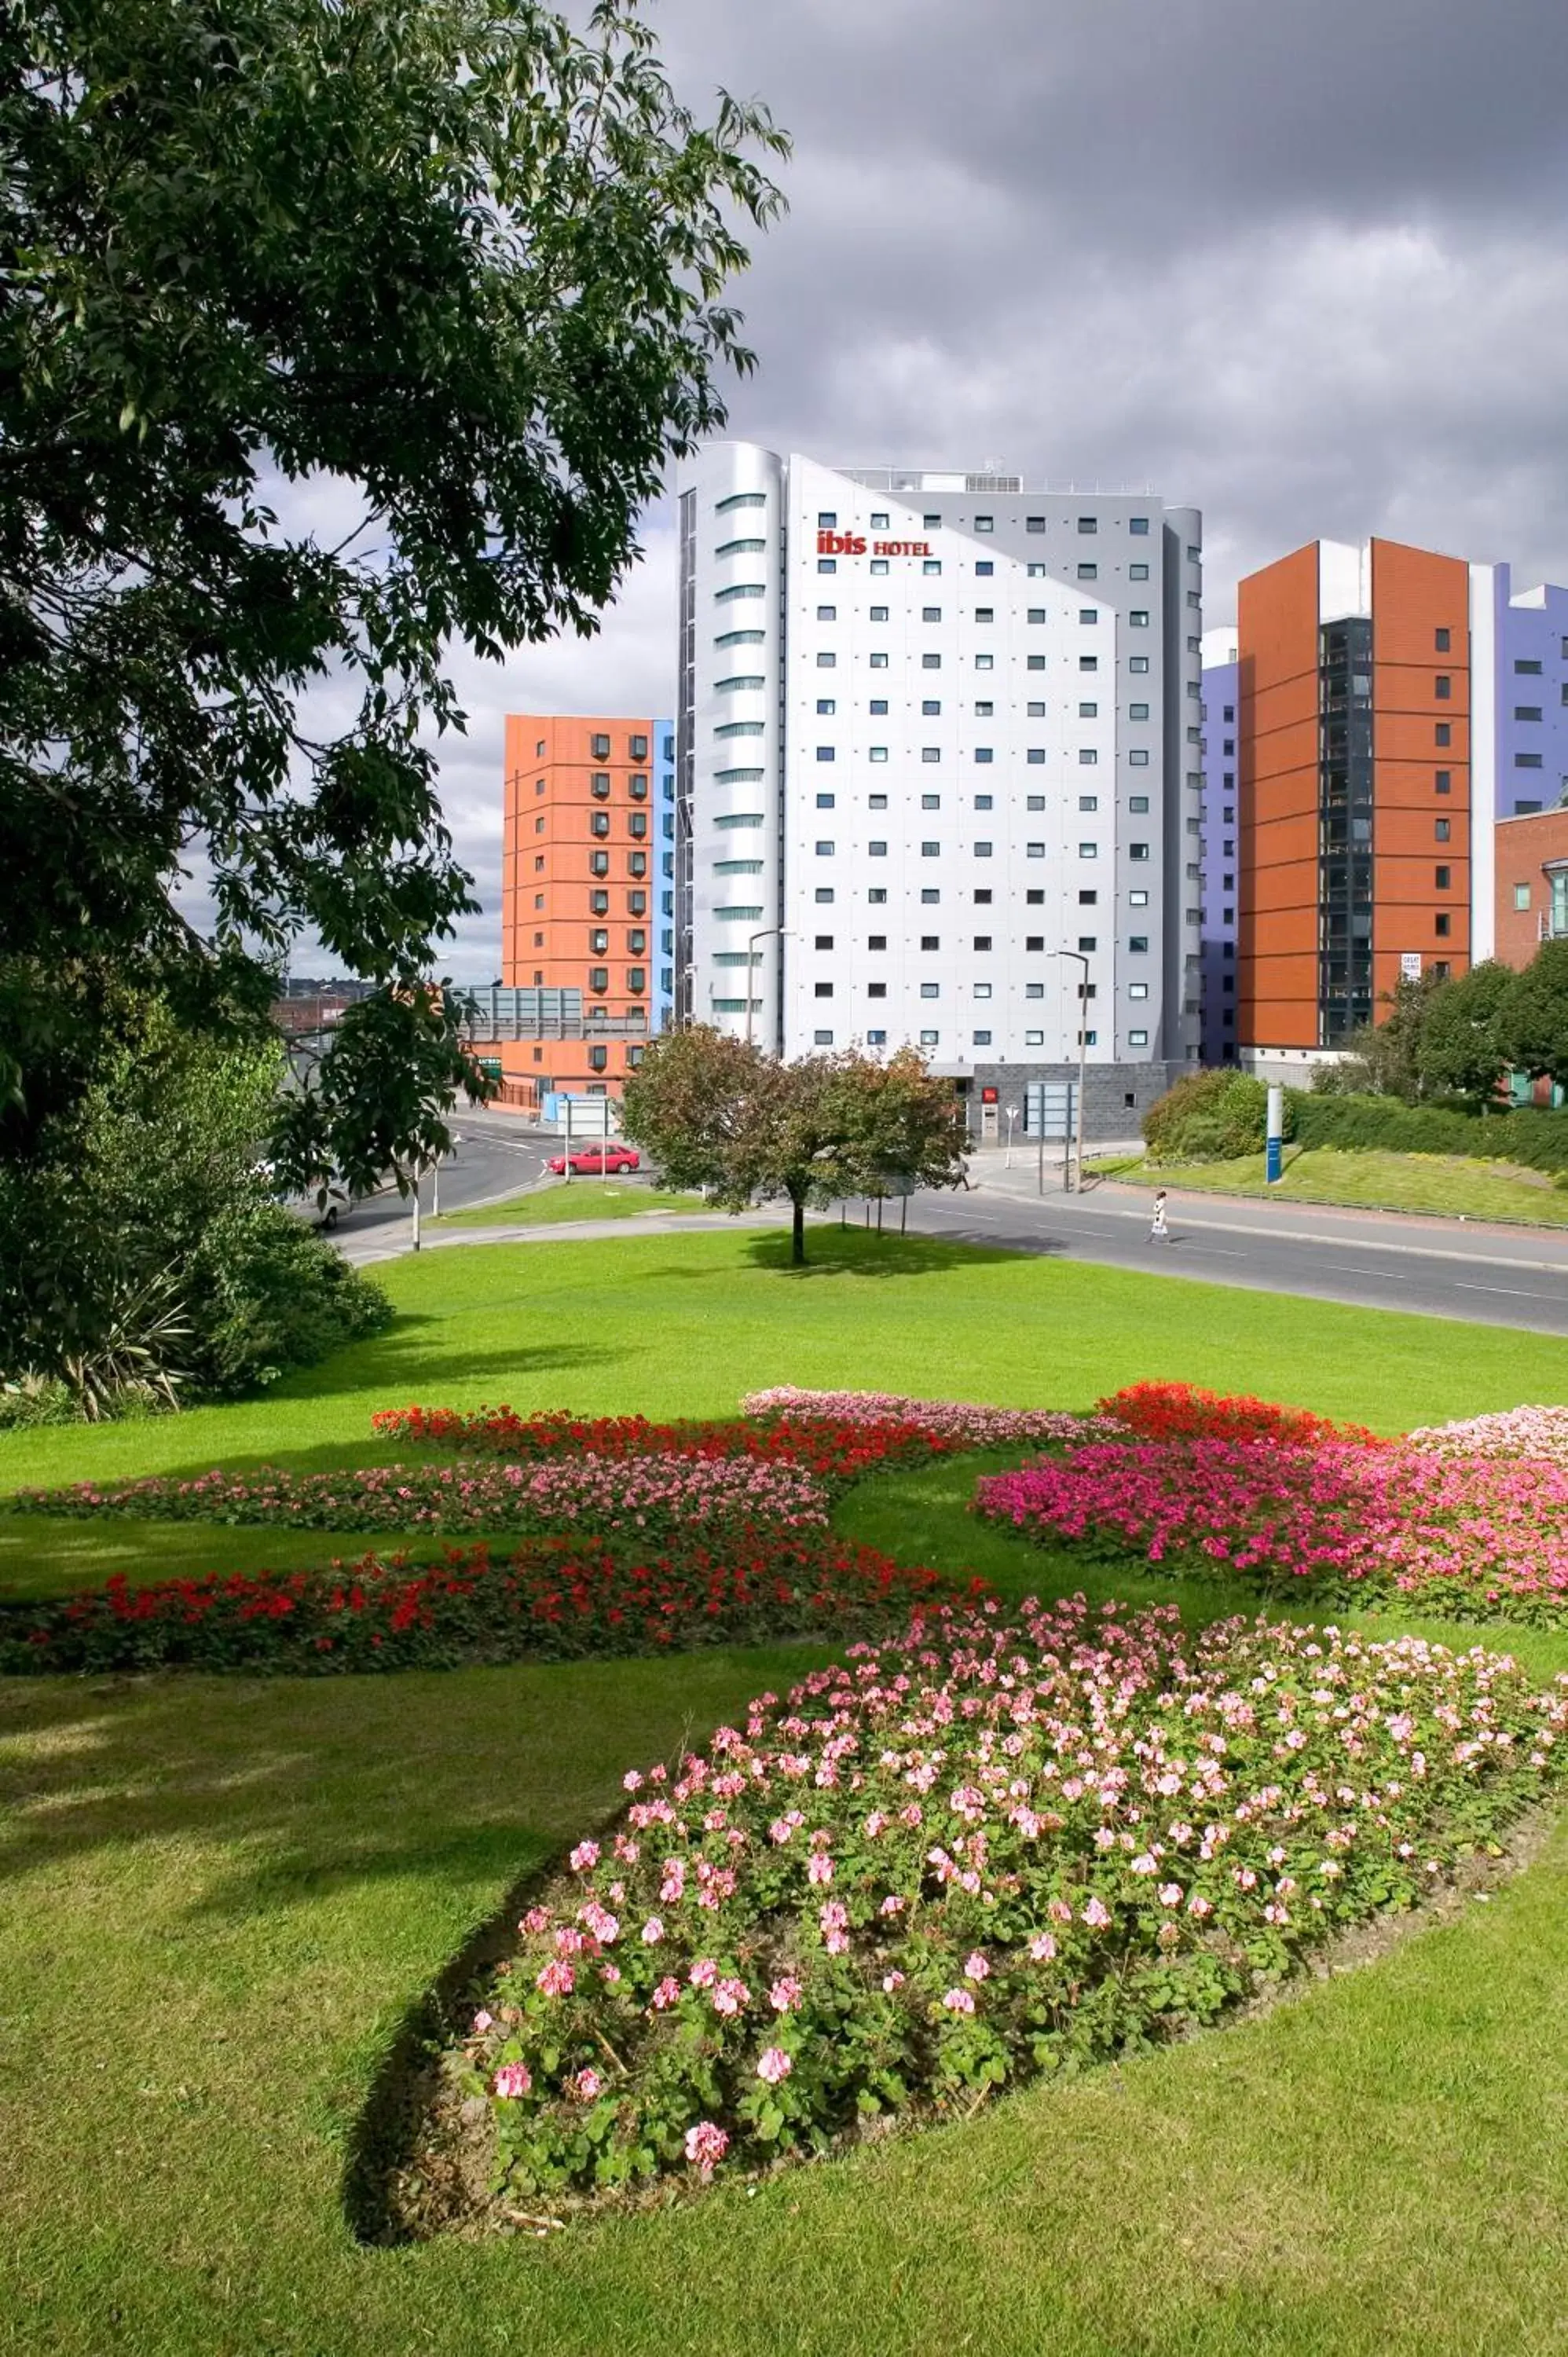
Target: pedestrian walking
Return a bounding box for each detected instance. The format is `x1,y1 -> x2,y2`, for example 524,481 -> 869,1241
1149,1188 -> 1170,1244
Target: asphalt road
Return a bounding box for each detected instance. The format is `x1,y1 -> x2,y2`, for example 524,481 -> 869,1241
906,1162 -> 1568,1337
336,1109 -> 556,1256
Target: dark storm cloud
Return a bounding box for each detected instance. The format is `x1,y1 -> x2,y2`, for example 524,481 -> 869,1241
223,2 -> 1568,973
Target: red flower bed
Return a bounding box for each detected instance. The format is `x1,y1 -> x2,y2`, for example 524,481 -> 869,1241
368,1406 -> 955,1484
0,1533 -> 980,1677
1094,1380 -> 1382,1449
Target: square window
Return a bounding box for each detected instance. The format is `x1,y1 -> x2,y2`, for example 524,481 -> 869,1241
1128,655 -> 1149,674
1079,794 -> 1098,812
869,559 -> 888,576
816,746 -> 835,762
975,560 -> 994,577
1078,515 -> 1097,534
973,1030 -> 993,1047
1129,841 -> 1150,861
1129,516 -> 1149,535
974,889 -> 993,904
921,841 -> 940,856
921,888 -> 940,904
815,791 -> 836,808
869,746 -> 888,763
1128,1028 -> 1149,1047
1077,563 -> 1097,581
815,839 -> 834,855
870,698 -> 888,714
817,652 -> 836,669
1128,889 -> 1148,906
815,887 -> 834,903
1026,794 -> 1046,812
975,515 -> 994,533
921,793 -> 942,808
1129,701 -> 1149,720
818,558 -> 837,574
1079,841 -> 1097,858
920,1030 -> 939,1047
871,653 -> 890,669
1130,563 -> 1149,581
1129,794 -> 1149,813
1026,516 -> 1046,533
975,607 -> 995,624
867,983 -> 887,1000
1129,983 -> 1149,1000
816,698 -> 836,714
870,604 -> 889,621
817,511 -> 837,528
923,513 -> 941,529
922,748 -> 941,764
1130,609 -> 1149,627
817,605 -> 837,621
973,983 -> 993,1001
922,606 -> 942,622
868,793 -> 888,810
814,1029 -> 833,1045
870,511 -> 888,529
1079,700 -> 1098,718
975,700 -> 994,717
867,889 -> 888,905
1129,934 -> 1148,952
1025,983 -> 1045,1001
921,653 -> 940,670
814,981 -> 833,999
923,559 -> 942,575
1027,655 -> 1046,671
973,935 -> 993,951
920,982 -> 940,999
974,747 -> 994,764
868,839 -> 888,856
976,654 -> 995,671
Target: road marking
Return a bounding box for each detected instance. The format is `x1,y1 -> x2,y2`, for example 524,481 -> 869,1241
1455,1281 -> 1550,1299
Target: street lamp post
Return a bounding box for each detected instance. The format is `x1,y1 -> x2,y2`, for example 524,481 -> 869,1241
745,927 -> 789,1048
1004,1103 -> 1019,1167
1050,950 -> 1090,1193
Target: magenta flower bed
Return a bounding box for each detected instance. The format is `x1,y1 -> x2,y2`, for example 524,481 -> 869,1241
976,1438 -> 1568,1621
409,1593 -> 1568,2219
17,1452 -> 830,1541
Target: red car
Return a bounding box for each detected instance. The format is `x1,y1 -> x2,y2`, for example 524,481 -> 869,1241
547,1143 -> 642,1176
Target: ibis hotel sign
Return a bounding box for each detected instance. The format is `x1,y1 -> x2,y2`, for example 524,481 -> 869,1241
817,530 -> 933,559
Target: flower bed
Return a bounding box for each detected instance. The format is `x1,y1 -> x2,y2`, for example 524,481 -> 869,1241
1406,1406 -> 1568,1466
408,1594 -> 1566,2218
368,1406 -> 955,1483
1095,1380 -> 1381,1448
976,1438 -> 1568,1622
16,1451 -> 831,1541
740,1387 -> 1116,1447
0,1534 -> 976,1677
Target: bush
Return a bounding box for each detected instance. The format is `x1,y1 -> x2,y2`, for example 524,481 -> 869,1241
409,1596 -> 1568,2219
1142,1069 -> 1283,1163
1289,1092 -> 1568,1172
185,1203 -> 392,1395
0,1374 -> 82,1429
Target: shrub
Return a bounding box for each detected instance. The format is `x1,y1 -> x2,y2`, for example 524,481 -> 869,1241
0,1374 -> 82,1429
370,1405 -> 959,1480
1142,1069 -> 1283,1164
185,1202 -> 393,1395
413,1596 -> 1568,2219
1289,1092 -> 1568,1172
0,1534 -> 971,1677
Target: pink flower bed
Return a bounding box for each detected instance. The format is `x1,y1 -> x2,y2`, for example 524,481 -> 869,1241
742,1387 -> 1118,1448
1405,1406 -> 1568,1467
20,1451 -> 830,1540
976,1438 -> 1568,1622
419,1593 -> 1568,2215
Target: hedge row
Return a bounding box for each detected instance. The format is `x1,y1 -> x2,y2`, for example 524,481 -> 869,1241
1288,1093 -> 1568,1172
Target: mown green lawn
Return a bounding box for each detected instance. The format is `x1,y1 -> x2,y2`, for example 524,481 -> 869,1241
1093,1143 -> 1568,1226
433,1180 -> 707,1227
6,1230 -> 1568,2355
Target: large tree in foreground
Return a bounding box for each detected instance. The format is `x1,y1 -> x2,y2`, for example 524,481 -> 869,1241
621,1029 -> 967,1266
0,0 -> 786,1191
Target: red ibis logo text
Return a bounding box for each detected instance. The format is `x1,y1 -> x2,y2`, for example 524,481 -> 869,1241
816,531 -> 932,559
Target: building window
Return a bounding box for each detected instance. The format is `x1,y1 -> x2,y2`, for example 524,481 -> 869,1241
1517,705 -> 1544,721
973,983 -> 993,1001
1078,794 -> 1098,812
868,840 -> 888,856
974,794 -> 993,811
817,652 -> 836,669
587,1046 -> 608,1074
1128,1029 -> 1149,1047
1026,516 -> 1046,533
1436,723 -> 1451,746
588,967 -> 608,993
1515,883 -> 1532,910
815,698 -> 836,717
817,511 -> 837,528
920,653 -> 940,670
1079,842 -> 1097,859
974,515 -> 994,533
814,1030 -> 834,1047
1435,913 -> 1451,938
1079,748 -> 1098,765
628,773 -> 649,799
922,607 -> 942,622
1435,818 -> 1451,841
589,929 -> 609,954
1129,610 -> 1150,627
974,560 -> 993,577
1516,658 -> 1544,674
1436,769 -> 1452,794
922,748 -> 941,764
816,604 -> 837,621
627,968 -> 646,995
814,982 -> 833,999
1130,563 -> 1149,581
1435,627 -> 1450,652
920,983 -> 940,999
1517,752 -> 1544,768
815,840 -> 834,856
589,851 -> 608,876
921,792 -> 942,809
628,810 -> 647,838
815,887 -> 834,903
973,841 -> 993,857
590,810 -> 610,838
920,1031 -> 939,1047
1129,842 -> 1150,861
1129,655 -> 1149,673
921,841 -> 940,857
816,746 -> 835,762
870,604 -> 889,621
1076,563 -> 1097,581
973,1031 -> 993,1047
974,748 -> 994,764
1434,675 -> 1451,698
867,984 -> 887,1001
1129,516 -> 1149,535
869,746 -> 888,763
1435,866 -> 1451,889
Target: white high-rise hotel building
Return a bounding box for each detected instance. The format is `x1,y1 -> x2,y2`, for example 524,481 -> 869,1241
676,447 -> 1204,1117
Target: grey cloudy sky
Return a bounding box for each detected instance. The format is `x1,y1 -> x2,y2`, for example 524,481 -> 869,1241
380,0 -> 1568,974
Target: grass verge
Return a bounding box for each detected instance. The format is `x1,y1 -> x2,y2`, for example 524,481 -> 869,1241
1093,1145 -> 1568,1226
434,1182 -> 707,1228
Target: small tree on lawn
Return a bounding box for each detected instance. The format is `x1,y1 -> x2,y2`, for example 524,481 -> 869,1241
621,1031 -> 967,1266
1497,937 -> 1568,1095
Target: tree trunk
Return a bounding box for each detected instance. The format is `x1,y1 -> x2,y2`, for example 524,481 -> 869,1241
791,1193 -> 806,1266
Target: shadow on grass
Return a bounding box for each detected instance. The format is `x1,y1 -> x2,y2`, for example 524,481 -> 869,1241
741,1228 -> 1031,1279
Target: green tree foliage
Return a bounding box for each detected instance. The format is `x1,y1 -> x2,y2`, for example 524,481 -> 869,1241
1497,936 -> 1568,1095
1416,959 -> 1514,1105
1142,1068 -> 1284,1164
0,0 -> 787,1192
1335,970 -> 1449,1102
621,1029 -> 966,1265
0,996 -> 390,1409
